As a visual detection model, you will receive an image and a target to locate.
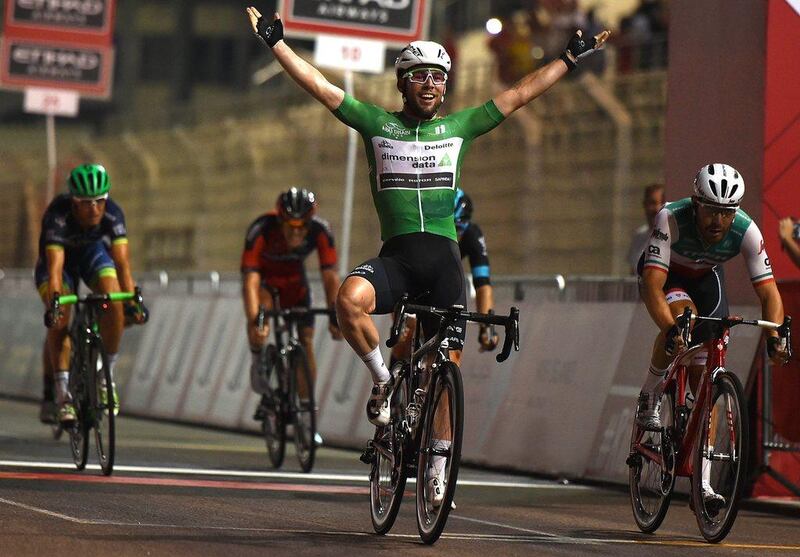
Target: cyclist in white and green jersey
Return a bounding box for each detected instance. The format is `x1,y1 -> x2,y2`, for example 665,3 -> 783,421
245,8 -> 609,433
637,163 -> 789,425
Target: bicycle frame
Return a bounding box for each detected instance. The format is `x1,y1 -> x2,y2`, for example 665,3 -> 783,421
632,309 -> 792,478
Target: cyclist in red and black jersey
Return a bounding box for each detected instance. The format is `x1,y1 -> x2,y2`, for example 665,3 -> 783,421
241,188 -> 342,408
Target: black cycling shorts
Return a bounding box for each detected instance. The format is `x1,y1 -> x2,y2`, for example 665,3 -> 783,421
348,232 -> 466,350
638,253 -> 728,345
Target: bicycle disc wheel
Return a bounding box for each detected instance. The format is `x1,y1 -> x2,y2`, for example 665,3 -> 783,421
91,339 -> 115,476
289,346 -> 316,473
370,368 -> 409,535
691,371 -> 748,543
262,355 -> 286,468
629,389 -> 676,533
416,362 -> 463,545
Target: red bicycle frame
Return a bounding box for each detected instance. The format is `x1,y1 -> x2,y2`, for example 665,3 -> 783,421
632,330 -> 731,478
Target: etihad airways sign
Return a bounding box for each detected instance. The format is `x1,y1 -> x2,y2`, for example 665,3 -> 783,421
0,37 -> 114,98
5,0 -> 115,39
280,0 -> 429,45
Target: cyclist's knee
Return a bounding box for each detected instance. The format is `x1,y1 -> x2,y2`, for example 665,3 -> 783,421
336,277 -> 374,323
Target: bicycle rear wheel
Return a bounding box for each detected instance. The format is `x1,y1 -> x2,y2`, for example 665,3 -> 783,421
416,361 -> 463,545
628,389 -> 676,533
290,346 -> 316,473
262,353 -> 286,469
370,366 -> 409,535
91,339 -> 115,476
691,371 -> 748,543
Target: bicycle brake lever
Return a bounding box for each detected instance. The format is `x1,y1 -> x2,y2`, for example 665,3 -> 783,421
496,308 -> 519,363
386,295 -> 408,348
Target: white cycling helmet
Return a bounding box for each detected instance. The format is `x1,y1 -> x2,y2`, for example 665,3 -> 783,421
395,41 -> 451,76
693,163 -> 745,208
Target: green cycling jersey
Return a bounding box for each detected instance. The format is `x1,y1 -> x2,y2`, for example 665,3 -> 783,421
333,94 -> 505,242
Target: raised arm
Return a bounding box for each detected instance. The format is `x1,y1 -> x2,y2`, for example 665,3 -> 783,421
493,29 -> 610,117
246,8 -> 344,111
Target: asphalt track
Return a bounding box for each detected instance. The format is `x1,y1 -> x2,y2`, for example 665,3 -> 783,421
1,398 -> 798,556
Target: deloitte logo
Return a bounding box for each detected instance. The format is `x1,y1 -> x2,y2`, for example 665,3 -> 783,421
439,154 -> 452,167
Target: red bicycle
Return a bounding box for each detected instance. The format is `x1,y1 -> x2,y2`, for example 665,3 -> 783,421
627,307 -> 791,543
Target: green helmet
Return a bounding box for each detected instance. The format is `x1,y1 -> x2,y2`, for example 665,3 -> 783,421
68,164 -> 111,198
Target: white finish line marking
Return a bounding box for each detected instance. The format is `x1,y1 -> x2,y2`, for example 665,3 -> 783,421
4,495 -> 800,550
0,460 -> 590,490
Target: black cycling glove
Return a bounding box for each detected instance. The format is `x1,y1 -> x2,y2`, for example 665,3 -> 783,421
664,324 -> 682,357
560,31 -> 598,71
766,335 -> 788,362
255,15 -> 284,48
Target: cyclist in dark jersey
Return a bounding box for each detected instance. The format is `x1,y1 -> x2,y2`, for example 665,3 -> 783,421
246,7 -> 608,433
241,187 -> 341,418
36,164 -> 145,424
389,188 -> 499,368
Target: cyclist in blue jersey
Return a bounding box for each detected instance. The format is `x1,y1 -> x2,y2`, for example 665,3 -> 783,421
37,164 -> 146,424
635,163 -> 789,508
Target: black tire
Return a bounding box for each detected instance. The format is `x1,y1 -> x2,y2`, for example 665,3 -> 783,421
289,345 -> 316,473
416,362 -> 463,545
68,351 -> 89,471
91,338 -> 115,476
691,371 -> 748,543
629,388 -> 676,533
262,351 -> 286,469
370,366 -> 409,535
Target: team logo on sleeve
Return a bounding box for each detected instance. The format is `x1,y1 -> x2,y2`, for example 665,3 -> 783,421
651,228 -> 668,241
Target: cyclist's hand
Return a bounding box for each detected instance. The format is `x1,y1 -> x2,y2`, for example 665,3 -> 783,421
124,301 -> 148,325
248,321 -> 269,347
246,7 -> 283,47
664,324 -> 688,357
560,29 -> 611,71
767,335 -> 790,365
478,325 -> 499,352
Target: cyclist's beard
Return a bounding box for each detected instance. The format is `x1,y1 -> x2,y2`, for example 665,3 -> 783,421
403,87 -> 444,119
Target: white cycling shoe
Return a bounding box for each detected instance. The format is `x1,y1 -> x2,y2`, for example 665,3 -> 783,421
426,466 -> 446,508
366,380 -> 393,427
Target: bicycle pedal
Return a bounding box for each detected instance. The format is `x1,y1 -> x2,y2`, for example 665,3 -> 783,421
625,453 -> 641,468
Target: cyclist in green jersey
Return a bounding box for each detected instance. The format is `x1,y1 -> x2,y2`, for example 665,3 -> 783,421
245,8 -> 608,436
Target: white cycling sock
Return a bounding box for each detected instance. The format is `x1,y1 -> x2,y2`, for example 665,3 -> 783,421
428,439 -> 451,478
107,352 -> 118,382
642,364 -> 667,393
702,445 -> 714,490
55,370 -> 69,404
362,346 -> 390,384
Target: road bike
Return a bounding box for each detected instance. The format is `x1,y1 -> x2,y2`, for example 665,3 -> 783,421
361,295 -> 519,544
47,288 -> 145,476
627,307 -> 792,542
254,290 -> 334,473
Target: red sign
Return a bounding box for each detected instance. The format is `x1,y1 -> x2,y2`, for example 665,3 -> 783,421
0,0 -> 115,98
0,37 -> 114,99
280,0 -> 429,45
4,0 -> 116,45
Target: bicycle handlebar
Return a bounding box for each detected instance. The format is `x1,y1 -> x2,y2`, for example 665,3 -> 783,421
46,287 -> 145,328
254,305 -> 335,328
676,306 -> 793,359
386,294 -> 520,363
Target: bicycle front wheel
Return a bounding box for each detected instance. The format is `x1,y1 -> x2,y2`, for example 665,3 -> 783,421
289,346 -> 316,473
370,366 -> 409,535
691,371 -> 748,543
628,388 -> 676,533
416,361 -> 463,545
91,339 -> 115,476
262,354 -> 286,469
68,358 -> 89,471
